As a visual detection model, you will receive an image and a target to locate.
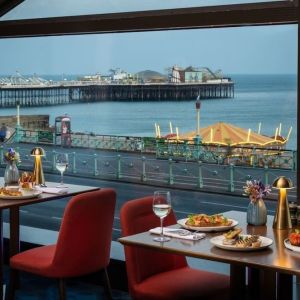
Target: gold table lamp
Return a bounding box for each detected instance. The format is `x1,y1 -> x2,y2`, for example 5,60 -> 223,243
31,147 -> 45,186
272,176 -> 293,230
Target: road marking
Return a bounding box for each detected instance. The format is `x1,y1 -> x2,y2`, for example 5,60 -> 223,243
201,201 -> 248,210
201,201 -> 275,213
20,210 -> 28,213
51,216 -> 62,220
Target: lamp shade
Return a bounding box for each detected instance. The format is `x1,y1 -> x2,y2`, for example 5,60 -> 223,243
30,147 -> 45,156
272,176 -> 293,189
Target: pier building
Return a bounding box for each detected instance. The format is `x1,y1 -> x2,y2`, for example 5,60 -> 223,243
0,74 -> 234,107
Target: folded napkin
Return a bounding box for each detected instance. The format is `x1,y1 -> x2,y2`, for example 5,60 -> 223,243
36,186 -> 68,195
149,227 -> 206,241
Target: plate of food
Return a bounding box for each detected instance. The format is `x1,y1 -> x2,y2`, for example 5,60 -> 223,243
284,230 -> 300,252
177,214 -> 238,232
210,228 -> 273,251
0,187 -> 42,200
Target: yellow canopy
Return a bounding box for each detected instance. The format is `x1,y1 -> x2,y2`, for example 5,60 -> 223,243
175,122 -> 286,146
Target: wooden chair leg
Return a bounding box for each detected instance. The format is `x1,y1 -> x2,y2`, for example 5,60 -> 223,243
102,268 -> 113,300
7,269 -> 19,300
58,278 -> 66,300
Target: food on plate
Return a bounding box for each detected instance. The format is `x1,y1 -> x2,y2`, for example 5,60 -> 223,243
222,228 -> 243,245
186,214 -> 232,227
236,235 -> 261,248
222,229 -> 262,248
288,229 -> 300,246
0,187 -> 22,197
223,228 -> 242,240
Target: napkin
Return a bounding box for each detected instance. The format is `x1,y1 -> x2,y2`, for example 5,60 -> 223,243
149,227 -> 206,241
36,186 -> 68,195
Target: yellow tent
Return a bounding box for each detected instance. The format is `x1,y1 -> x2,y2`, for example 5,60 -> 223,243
174,122 -> 287,147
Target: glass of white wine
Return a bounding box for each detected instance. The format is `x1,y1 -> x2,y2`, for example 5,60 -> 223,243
55,153 -> 68,188
153,191 -> 172,242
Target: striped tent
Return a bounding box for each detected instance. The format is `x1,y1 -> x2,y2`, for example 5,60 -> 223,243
175,122 -> 287,147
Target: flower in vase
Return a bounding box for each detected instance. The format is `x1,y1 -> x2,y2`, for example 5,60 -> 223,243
243,180 -> 271,203
4,148 -> 21,164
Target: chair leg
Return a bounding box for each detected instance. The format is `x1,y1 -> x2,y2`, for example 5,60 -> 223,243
102,268 -> 113,300
7,269 -> 19,300
58,278 -> 66,300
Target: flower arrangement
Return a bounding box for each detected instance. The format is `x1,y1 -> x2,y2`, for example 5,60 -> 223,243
243,180 -> 271,203
4,148 -> 21,164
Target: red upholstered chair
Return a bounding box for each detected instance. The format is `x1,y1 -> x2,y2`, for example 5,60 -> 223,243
120,196 -> 230,300
8,188 -> 116,300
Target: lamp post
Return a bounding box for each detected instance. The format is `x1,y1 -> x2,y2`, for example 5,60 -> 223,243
194,94 -> 202,159
272,176 -> 293,230
31,147 -> 46,186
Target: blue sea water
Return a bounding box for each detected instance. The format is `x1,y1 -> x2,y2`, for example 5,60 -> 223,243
0,74 -> 297,149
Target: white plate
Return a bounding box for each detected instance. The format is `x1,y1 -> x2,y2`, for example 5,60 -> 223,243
210,234 -> 273,251
0,190 -> 42,200
284,239 -> 300,252
177,218 -> 238,232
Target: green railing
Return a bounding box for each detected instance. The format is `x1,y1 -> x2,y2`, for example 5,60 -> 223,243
0,145 -> 297,201
11,128 -> 298,170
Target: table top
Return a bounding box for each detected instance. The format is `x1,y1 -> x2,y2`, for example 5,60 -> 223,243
119,210 -> 300,276
0,179 -> 100,209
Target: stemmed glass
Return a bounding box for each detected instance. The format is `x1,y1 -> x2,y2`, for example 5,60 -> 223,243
55,153 -> 68,188
152,191 -> 172,242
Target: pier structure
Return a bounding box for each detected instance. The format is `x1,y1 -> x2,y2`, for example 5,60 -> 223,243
0,81 -> 234,107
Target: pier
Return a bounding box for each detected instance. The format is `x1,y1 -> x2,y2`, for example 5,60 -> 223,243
0,81 -> 234,107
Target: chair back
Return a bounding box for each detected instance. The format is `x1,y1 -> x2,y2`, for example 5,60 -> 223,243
52,188 -> 116,277
120,196 -> 187,292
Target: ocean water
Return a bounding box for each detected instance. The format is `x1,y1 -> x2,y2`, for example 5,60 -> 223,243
0,74 -> 297,149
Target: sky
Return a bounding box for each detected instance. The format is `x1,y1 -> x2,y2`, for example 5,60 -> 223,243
0,1 -> 297,76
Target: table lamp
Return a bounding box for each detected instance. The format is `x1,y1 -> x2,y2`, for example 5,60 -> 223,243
31,147 -> 45,186
272,176 -> 293,230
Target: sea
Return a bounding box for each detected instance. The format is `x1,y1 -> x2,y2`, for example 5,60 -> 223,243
0,74 -> 297,150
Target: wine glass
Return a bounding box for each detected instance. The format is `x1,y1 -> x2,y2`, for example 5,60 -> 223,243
152,191 -> 172,242
55,153 -> 68,188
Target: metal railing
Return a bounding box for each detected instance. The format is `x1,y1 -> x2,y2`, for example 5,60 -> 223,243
0,145 -> 297,201
14,128 -> 297,171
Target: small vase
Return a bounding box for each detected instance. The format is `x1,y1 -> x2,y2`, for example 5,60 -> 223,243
247,198 -> 267,226
4,161 -> 20,185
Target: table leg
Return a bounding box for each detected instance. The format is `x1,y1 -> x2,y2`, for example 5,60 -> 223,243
0,210 -> 3,300
277,273 -> 293,300
230,264 -> 246,300
248,267 -> 260,299
260,269 -> 276,300
9,208 -> 20,257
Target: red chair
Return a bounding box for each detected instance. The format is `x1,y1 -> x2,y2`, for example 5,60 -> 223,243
8,188 -> 116,300
120,196 -> 230,300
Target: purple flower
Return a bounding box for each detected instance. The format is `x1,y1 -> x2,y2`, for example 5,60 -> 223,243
243,179 -> 271,203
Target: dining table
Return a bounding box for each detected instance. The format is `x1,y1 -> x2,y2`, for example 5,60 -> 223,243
0,178 -> 100,299
119,210 -> 299,300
